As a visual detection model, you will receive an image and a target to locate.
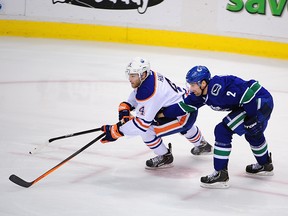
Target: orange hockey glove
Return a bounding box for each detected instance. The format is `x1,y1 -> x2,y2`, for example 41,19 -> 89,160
118,102 -> 133,123
100,122 -> 124,143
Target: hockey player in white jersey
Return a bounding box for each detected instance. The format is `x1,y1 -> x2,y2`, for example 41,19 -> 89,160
100,57 -> 212,169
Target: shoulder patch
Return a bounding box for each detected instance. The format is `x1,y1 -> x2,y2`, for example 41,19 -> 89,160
136,72 -> 157,101
240,81 -> 262,105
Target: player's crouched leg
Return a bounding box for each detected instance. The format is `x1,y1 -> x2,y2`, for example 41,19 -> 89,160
244,132 -> 274,176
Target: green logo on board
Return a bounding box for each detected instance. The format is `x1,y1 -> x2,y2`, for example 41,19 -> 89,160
226,0 -> 287,16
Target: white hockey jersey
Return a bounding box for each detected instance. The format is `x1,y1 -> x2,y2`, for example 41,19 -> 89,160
120,71 -> 186,136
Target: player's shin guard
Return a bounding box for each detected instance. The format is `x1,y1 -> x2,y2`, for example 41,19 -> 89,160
212,122 -> 232,171
213,142 -> 231,171
200,141 -> 231,188
245,134 -> 268,164
145,137 -> 166,155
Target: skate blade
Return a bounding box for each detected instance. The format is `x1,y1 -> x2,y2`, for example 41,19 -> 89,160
246,171 -> 274,176
145,163 -> 174,170
192,151 -> 213,156
200,181 -> 230,189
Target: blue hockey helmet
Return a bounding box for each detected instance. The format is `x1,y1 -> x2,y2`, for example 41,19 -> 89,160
186,65 -> 211,85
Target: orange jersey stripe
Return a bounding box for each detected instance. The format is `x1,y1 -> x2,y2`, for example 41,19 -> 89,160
146,138 -> 161,148
188,131 -> 201,143
154,115 -> 188,135
135,117 -> 150,130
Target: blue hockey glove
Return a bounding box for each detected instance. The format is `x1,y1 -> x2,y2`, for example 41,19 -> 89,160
244,116 -> 263,135
100,122 -> 124,143
118,102 -> 133,123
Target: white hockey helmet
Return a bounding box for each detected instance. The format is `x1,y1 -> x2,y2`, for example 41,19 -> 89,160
125,57 -> 151,81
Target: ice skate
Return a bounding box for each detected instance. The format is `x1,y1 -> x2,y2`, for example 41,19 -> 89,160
191,139 -> 213,155
246,153 -> 274,176
200,169 -> 230,189
146,143 -> 173,170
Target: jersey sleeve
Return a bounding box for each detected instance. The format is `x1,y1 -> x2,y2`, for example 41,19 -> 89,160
119,116 -> 151,136
240,81 -> 262,117
162,103 -> 185,118
163,94 -> 202,118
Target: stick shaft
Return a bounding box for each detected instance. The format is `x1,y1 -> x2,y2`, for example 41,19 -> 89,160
30,128 -> 102,154
9,133 -> 105,188
49,127 -> 102,143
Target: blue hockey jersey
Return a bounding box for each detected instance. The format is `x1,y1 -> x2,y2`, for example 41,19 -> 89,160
163,75 -> 272,118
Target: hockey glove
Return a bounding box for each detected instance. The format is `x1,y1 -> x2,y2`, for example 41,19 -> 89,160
101,122 -> 124,143
153,108 -> 177,126
118,102 -> 133,123
244,116 -> 263,135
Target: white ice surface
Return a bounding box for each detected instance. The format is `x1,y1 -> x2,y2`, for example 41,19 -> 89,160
0,37 -> 288,216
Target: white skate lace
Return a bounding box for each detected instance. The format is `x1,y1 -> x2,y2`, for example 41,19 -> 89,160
200,140 -> 208,146
252,163 -> 263,170
151,155 -> 163,164
208,171 -> 219,179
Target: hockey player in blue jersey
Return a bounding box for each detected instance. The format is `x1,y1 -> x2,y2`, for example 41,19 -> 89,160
160,65 -> 274,188
100,58 -> 212,169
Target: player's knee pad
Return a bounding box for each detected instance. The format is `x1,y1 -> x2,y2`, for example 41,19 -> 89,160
245,133 -> 266,147
214,122 -> 233,144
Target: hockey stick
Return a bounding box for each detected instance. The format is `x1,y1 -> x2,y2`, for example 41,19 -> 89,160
10,132 -> 105,188
29,127 -> 102,154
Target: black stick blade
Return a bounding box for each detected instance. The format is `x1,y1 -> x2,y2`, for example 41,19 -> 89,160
9,174 -> 34,188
